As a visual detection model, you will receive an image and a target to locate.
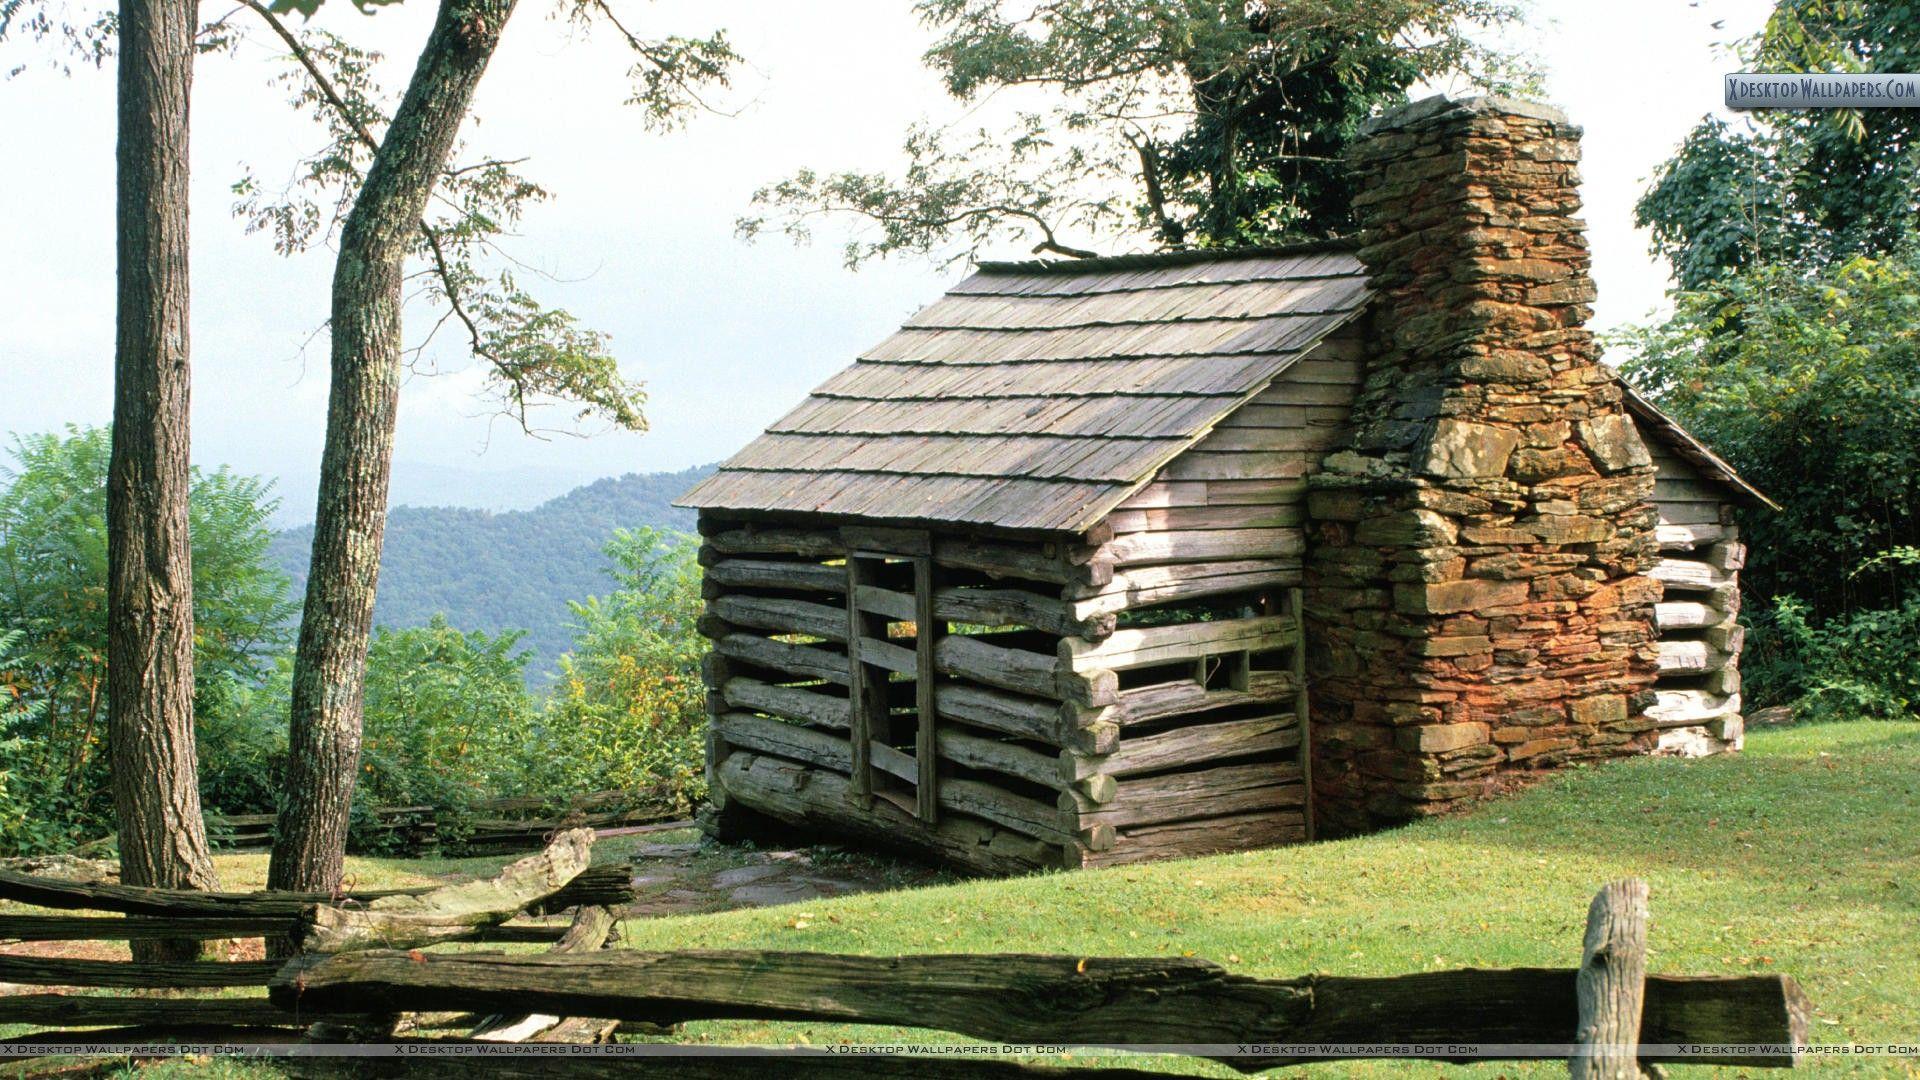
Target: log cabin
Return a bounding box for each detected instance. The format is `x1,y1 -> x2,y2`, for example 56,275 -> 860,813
677,95 -> 1773,873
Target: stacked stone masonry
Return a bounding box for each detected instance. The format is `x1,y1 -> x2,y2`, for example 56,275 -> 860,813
1304,97 -> 1665,834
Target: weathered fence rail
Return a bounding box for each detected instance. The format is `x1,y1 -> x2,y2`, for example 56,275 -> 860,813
206,789 -> 681,855
1,872 -> 1809,1077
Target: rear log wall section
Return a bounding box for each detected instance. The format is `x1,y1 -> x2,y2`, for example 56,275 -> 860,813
699,331 -> 1361,872
1639,431 -> 1746,755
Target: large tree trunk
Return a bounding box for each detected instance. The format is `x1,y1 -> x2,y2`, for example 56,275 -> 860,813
268,0 -> 519,903
108,0 -> 220,964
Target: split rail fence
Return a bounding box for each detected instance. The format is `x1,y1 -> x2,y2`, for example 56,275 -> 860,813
0,855 -> 1810,1077
205,788 -> 682,856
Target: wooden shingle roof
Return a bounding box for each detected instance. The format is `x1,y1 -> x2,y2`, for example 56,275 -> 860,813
678,243 -> 1369,534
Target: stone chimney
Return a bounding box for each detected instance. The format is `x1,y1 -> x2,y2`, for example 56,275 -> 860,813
1305,96 -> 1662,834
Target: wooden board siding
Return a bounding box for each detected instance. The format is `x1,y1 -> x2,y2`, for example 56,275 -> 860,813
1087,327 -> 1365,612
1640,432 -> 1746,757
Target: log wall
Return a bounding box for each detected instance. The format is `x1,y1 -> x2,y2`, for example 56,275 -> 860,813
700,485 -> 1314,869
1642,438 -> 1746,756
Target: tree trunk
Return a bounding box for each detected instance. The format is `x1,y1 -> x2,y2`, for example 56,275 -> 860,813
108,0 -> 220,964
268,0 -> 519,904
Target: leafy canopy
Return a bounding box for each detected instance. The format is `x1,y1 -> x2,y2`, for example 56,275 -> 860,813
740,0 -> 1530,267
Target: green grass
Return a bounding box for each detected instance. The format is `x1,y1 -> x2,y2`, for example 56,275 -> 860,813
5,723 -> 1916,1077
605,722 -> 1920,1077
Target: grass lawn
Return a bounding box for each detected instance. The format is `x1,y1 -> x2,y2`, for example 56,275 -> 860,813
5,721 -> 1916,1077
607,721 -> 1919,1078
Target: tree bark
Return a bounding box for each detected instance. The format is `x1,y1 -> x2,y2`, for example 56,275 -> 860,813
269,0 -> 519,904
108,0 -> 220,964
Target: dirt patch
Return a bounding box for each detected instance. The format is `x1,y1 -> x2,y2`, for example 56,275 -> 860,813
622,839 -> 945,918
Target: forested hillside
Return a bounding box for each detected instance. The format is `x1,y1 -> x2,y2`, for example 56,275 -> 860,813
269,465 -> 713,680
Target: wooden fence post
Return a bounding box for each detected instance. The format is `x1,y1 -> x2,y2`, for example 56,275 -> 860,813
1572,877 -> 1651,1080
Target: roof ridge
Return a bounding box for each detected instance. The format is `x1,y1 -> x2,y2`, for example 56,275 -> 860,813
974,237 -> 1360,275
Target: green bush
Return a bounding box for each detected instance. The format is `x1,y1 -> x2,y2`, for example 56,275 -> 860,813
0,426 -> 295,854
1742,549 -> 1920,721
532,527 -> 705,811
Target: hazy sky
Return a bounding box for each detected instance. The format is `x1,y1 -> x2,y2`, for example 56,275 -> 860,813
0,0 -> 1770,522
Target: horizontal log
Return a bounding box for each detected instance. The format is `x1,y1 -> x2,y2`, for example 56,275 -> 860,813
0,993 -> 379,1031
0,954 -> 280,989
1655,478 -> 1733,504
936,727 -> 1065,792
934,634 -> 1117,707
1112,671 -> 1296,728
713,712 -> 850,772
703,558 -> 844,594
1102,503 -> 1303,535
868,741 -> 920,786
1654,523 -> 1729,551
1192,426 -> 1348,454
1654,601 -> 1724,631
935,684 -> 1093,747
843,525 -> 932,556
722,677 -> 850,729
713,632 -> 850,687
1115,479 -> 1305,511
700,527 -> 845,559
1655,500 -> 1728,525
1651,559 -> 1734,592
1646,690 -> 1742,729
713,752 -> 1056,875
1071,762 -> 1305,828
269,950 -> 1808,1066
1162,451 -> 1313,482
944,587 -> 1113,641
933,537 -> 1090,587
1097,528 -> 1304,569
1071,714 -> 1300,781
709,595 -> 848,642
856,635 -> 919,675
0,866 -> 628,922
296,830 -> 595,954
935,776 -> 1072,846
275,1047 -> 1178,1079
1657,639 -> 1732,676
853,584 -> 916,621
0,909 -> 637,947
1069,561 -> 1301,615
1063,615 -> 1297,672
1082,810 -> 1307,868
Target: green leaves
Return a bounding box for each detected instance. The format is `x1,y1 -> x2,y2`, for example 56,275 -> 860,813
265,0 -> 403,19
0,425 -> 297,853
744,0 -> 1532,267
1637,0 -> 1920,289
1610,253 -> 1920,711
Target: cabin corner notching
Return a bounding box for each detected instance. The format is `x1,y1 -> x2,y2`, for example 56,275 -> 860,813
676,95 -> 1771,873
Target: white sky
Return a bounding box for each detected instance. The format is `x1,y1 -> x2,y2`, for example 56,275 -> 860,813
0,0 -> 1771,522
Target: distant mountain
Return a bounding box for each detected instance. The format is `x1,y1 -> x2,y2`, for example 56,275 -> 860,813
267,462 -> 608,529
270,465 -> 715,683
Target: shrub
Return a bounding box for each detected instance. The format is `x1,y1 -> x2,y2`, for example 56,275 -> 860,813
0,426 -> 295,853
1743,549 -> 1920,721
532,527 -> 705,811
